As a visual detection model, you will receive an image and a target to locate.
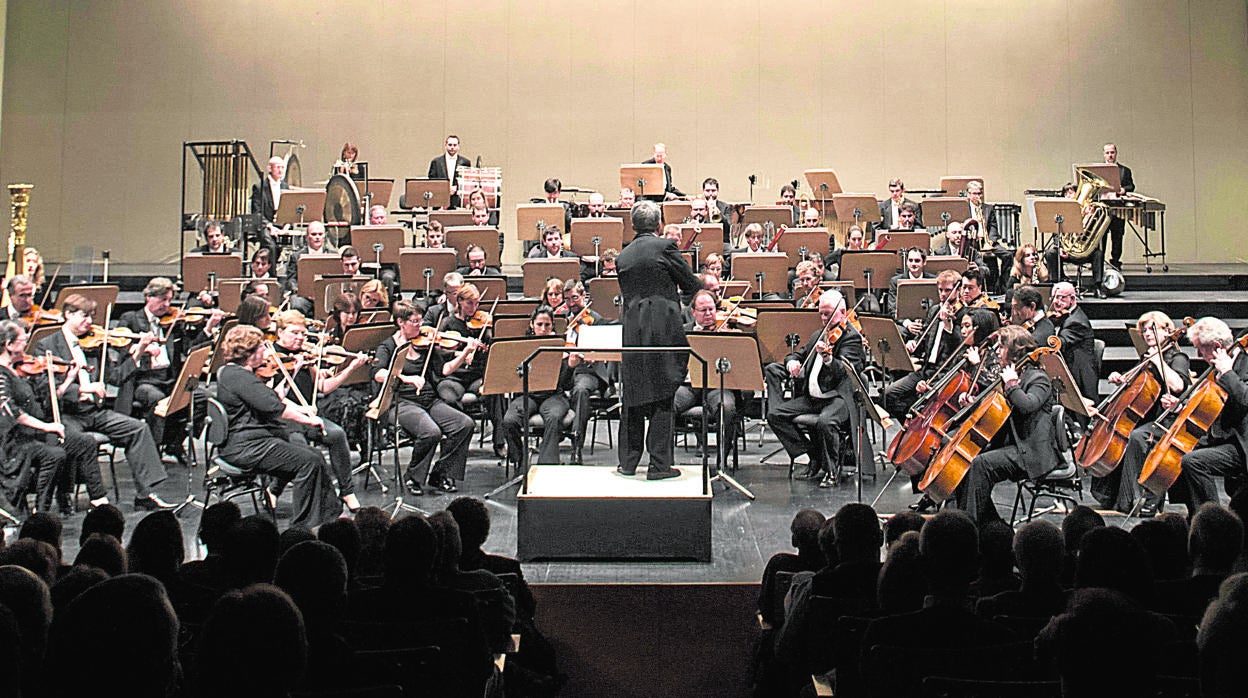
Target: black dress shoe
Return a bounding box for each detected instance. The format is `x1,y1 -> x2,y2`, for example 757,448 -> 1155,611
795,467 -> 823,481
134,494 -> 176,511
404,481 -> 424,497
909,494 -> 936,513
163,443 -> 189,466
818,473 -> 836,488
433,476 -> 458,494
616,466 -> 637,477
646,467 -> 681,481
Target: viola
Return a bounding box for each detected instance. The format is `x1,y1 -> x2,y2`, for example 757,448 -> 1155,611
465,310 -> 493,330
78,325 -> 146,349
158,306 -> 212,328
13,353 -> 72,377
19,304 -> 63,326
410,327 -> 474,350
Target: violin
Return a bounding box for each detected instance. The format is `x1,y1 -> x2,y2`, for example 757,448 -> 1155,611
255,352 -> 300,379
158,306 -> 212,328
714,297 -> 758,329
796,287 -> 822,310
13,353 -> 73,377
311,346 -> 376,367
409,327 -> 474,350
20,304 -> 63,326
567,304 -> 597,334
465,310 -> 493,330
78,325 -> 147,349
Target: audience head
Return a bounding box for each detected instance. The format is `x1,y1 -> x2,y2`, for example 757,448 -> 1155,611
1062,505 -> 1105,581
816,518 -> 838,569
0,538 -> 59,585
447,496 -> 491,556
317,518 -> 362,579
73,533 -> 127,577
384,514 -> 436,587
126,511 -> 185,582
1190,503 -> 1244,575
49,566 -> 109,615
1130,518 -> 1190,582
0,565 -> 53,668
883,512 -> 925,547
19,512 -> 62,558
279,527 -> 317,556
225,515 -> 281,587
919,510 -> 979,596
198,501 -> 241,555
80,504 -> 126,546
1013,520 -> 1064,587
833,503 -> 883,563
790,508 -> 826,558
1075,526 -> 1155,607
429,510 -> 464,582
1197,572 -> 1248,698
195,584 -> 307,698
275,540 -> 348,632
354,506 -> 392,579
978,519 -> 1016,578
878,532 -> 925,613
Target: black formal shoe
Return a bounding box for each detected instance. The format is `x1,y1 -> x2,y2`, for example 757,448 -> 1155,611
134,494 -> 176,511
818,473 -> 836,488
616,466 -> 637,477
646,467 -> 681,481
909,494 -> 936,514
163,443 -> 189,466
404,481 -> 424,497
795,467 -> 823,481
57,494 -> 74,517
493,443 -> 507,459
433,476 -> 458,494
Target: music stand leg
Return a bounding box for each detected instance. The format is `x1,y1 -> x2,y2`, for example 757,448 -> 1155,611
707,361 -> 754,500
388,406 -> 427,517
173,381 -> 205,516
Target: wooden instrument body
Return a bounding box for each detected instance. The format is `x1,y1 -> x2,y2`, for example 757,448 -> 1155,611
887,370 -> 972,476
1139,375 -> 1226,496
1076,368 -> 1162,476
919,388 -> 1012,503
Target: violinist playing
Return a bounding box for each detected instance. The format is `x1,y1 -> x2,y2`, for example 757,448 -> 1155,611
957,268 -> 998,314
766,290 -> 867,488
433,282 -> 499,458
953,325 -> 1060,526
673,290 -> 741,470
883,279 -> 962,422
899,269 -> 960,341
0,319 -> 107,515
1090,312 -> 1190,516
792,261 -> 822,309
2,276 -> 53,324
32,293 -> 174,511
501,305 -> 573,467
1171,317 -> 1248,511
562,280 -> 611,464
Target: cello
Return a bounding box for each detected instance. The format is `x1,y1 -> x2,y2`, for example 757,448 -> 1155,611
1138,331 -> 1248,496
1075,318 -> 1192,476
885,348 -> 974,476
919,336 -> 1062,503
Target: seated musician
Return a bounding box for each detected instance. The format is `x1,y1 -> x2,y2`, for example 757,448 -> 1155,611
886,247 -> 934,315
702,253 -> 725,280
456,244 -> 500,278
809,252 -> 835,282
333,141 -> 360,178
1049,282 -> 1099,406
236,293 -> 275,334
423,272 -> 464,329
540,277 -> 565,313
250,247 -> 276,281
215,324 -> 342,527
932,221 -> 985,278
800,207 -> 821,228
957,268 -> 996,313
34,293 -> 174,511
368,204 -> 387,225
1,275 -> 39,322
1172,316 -> 1248,512
730,223 -> 766,269
501,305 -> 573,466
424,219 -> 447,248
432,285 -> 499,461
562,280 -> 612,463
779,184 -> 800,224
967,180 -> 1013,292
526,226 -> 577,261
23,247 -> 46,299
900,269 -> 961,341
1006,243 -> 1048,290
663,223 -> 683,243
373,300 -> 474,497
792,260 -> 822,309
765,290 -> 867,488
1009,285 -> 1056,343
585,191 -> 609,218
0,319 -> 105,515
190,220 -> 230,255
877,178 -> 923,231
613,187 -> 635,210
269,310 -> 369,513
1043,184 -> 1106,293
358,279 -> 389,314
1089,311 -> 1190,515
284,221 -> 336,302
885,287 -> 961,421
468,206 -> 491,228
953,324 -> 1060,526
113,277 -> 207,464
325,292 -> 361,345
466,188 -> 498,223
539,178 -> 573,234
601,248 -> 619,276
248,155 -> 286,260
828,225 -> 866,278
673,290 -> 739,469
891,202 -> 922,232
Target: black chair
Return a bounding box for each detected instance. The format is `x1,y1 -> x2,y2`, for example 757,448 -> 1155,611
349,646 -> 442,697
1011,405 -> 1081,524
201,397 -> 274,519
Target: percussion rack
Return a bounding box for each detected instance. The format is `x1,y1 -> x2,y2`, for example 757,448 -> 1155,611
180,139 -> 263,282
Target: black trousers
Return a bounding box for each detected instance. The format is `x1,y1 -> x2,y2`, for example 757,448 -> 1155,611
1107,216 -> 1126,265
51,428 -> 106,502
502,394 -> 569,466
767,394 -> 847,473
1178,439 -> 1244,509
1045,244 -> 1104,288
64,407 -> 166,499
618,397 -> 676,472
133,381 -> 207,446
569,372 -> 606,450
673,385 -> 738,454
1090,422 -> 1165,512
285,419 -> 354,497
985,245 -> 1015,293
221,436 -> 340,529
955,445 -> 1028,526
389,399 -> 473,483
883,371 -> 925,422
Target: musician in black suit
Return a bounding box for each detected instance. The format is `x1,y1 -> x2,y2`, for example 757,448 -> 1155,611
1009,285 -> 1056,344
932,221 -> 986,278
33,293 -> 173,511
885,247 -> 935,316
966,180 -> 1012,292
876,178 -> 924,230
954,325 -> 1059,525
455,244 -> 501,277
428,134 -> 472,208
701,178 -> 733,250
672,291 -> 739,470
283,221 -> 337,299
615,200 -> 703,479
0,275 -> 37,322
1103,143 -> 1135,270
1049,282 -> 1099,404
642,143 -> 683,200
1175,317 -> 1248,510
561,280 -> 612,464
189,220 -> 231,255
248,156 -> 286,260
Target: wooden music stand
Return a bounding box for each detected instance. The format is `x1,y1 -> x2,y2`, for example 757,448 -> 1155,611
775,229 -> 831,267
275,190 -> 327,226
494,300 -> 540,318
817,280 -> 857,297
365,343 -> 410,421
1031,198 -> 1084,253
205,318 -> 240,378
603,209 -> 634,238
331,322 -> 395,387
753,309 -> 821,365
28,323 -> 64,350
216,278 -> 280,313
662,201 -> 692,225
924,256 -> 970,277
55,284 -> 119,314
804,169 -> 844,210
479,337 -> 565,396
875,231 -> 930,252
619,164 -> 665,198
730,253 -> 789,297
858,315 -> 918,372
469,276 -> 508,303
398,249 -> 457,295
359,310 -> 391,325
1073,164 -> 1121,193
404,178 -> 451,209
1127,326 -> 1148,358
317,275 -> 371,319
446,226 -> 501,266
570,218 -> 624,258
832,194 -> 882,234
895,279 -> 939,321
939,176 -> 984,197
586,277 -> 622,322
522,259 -> 580,297
837,251 -> 899,292
745,299 -> 801,312
296,254 -> 343,301
685,333 -> 765,392
1036,347 -> 1091,418
350,226 -> 407,265
182,254 -> 244,296
153,345 -> 211,419
674,224 -> 720,266
516,203 -> 566,241
919,197 -> 971,230
356,179 -> 395,210
429,210 -> 473,229
741,205 -> 794,230
721,280 -> 751,298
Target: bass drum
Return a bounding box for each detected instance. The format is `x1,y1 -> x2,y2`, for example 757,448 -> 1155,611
1101,267 -> 1126,297
324,173 -> 361,246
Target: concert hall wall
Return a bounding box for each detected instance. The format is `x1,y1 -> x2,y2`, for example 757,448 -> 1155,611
1,1 -> 1246,266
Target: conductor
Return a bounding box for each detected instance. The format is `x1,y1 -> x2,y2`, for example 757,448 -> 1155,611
616,200 -> 704,480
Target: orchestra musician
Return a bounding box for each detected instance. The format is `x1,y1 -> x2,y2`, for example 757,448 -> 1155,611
470,206 -> 491,227
249,248 -> 276,281
663,223 -> 683,243
423,272 -> 464,329
701,178 -> 733,250
34,293 -> 174,511
374,300 -> 474,497
884,282 -> 962,422
0,319 -> 105,515
1006,243 -> 1048,290
673,289 -> 740,469
900,269 -> 961,340
800,207 -> 821,228
877,179 -> 924,231
966,181 -> 1013,292
561,280 -> 611,464
424,220 -> 447,248
284,221 -> 336,315
539,178 -> 573,236
779,184 -> 799,224
248,155 -> 286,260
1048,282 -> 1099,407
1102,143 -> 1135,270
957,268 -> 997,313
766,290 -> 867,488
325,292 -> 361,345
333,142 -> 361,178
457,244 -> 501,277
236,294 -> 275,334
614,187 -> 636,210
885,247 -> 934,316
1,276 -> 39,322
501,305 -> 573,467
428,135 -> 471,209
526,226 -> 578,262
792,261 -> 821,308
932,221 -> 985,277
601,248 -> 619,276
729,223 -> 766,271
23,247 -> 45,297
1090,311 -> 1190,516
953,324 -> 1060,526
369,204 -> 388,225
1008,286 -> 1056,344
358,280 -> 389,315
827,225 -> 866,279
215,324 -> 342,527
642,143 -> 683,200
540,278 -> 565,312
585,192 -> 608,218
1044,184 -> 1106,293
702,253 -> 725,280
190,221 -> 230,255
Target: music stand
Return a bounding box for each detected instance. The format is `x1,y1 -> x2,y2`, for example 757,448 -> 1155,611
404,178 -> 451,209
1036,347 -> 1091,418
662,201 -> 692,225
672,224 -> 717,265
816,280 -> 857,300
939,176 -> 984,198
495,300 -> 540,318
924,256 -> 969,277
55,284 -> 119,314
722,280 -> 751,298
204,318 -> 240,379
741,205 -> 794,230
154,344 -> 211,512
875,231 -> 930,252
356,179 -> 395,210
685,332 -> 763,499
838,252 -> 898,298
331,322 -> 395,387
1073,164 -> 1122,193
804,169 -> 843,199
753,309 -> 822,365
399,249 -> 457,295
570,218 -> 623,271
604,208 -> 635,238
574,323 -> 623,363
832,194 -> 882,236
481,337 -> 566,499
619,164 -> 665,198
429,210 -> 473,229
295,254 -> 342,302
775,229 -> 831,267
1031,198 -> 1084,274
182,254 -> 244,296
895,280 -> 939,322
493,317 -> 530,339
361,343 -> 426,515
858,315 -> 919,373
516,203 -> 566,242
730,253 -> 789,298
446,226 -> 501,267
1127,326 -> 1148,358
217,277 -> 281,313
522,259 -> 580,297
319,276 -> 371,318
28,323 -> 63,350
920,197 -> 971,231
841,357 -> 890,503
349,226 -> 406,265
470,276 -> 508,303
586,277 -> 622,322
275,190 -> 327,226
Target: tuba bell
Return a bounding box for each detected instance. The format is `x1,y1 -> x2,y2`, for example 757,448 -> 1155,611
1060,168 -> 1113,262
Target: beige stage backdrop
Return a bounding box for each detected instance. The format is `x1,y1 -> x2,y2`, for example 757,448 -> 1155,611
1,0 -> 1246,266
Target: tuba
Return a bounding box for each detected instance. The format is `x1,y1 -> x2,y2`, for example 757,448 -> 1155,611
1060,168 -> 1113,261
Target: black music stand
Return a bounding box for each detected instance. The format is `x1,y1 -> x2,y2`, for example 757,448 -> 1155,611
586,277 -> 623,322
920,197 -> 971,232
895,280 -> 939,322
404,178 -> 451,210
858,315 -> 918,373
686,333 -> 763,500
833,194 -> 882,240
838,251 -> 898,300
1035,344 -> 1092,418
619,164 -> 665,199
399,249 -> 457,296
516,204 -> 566,242
154,344 -> 211,514
842,357 -> 891,503
730,253 -> 789,298
481,337 -> 566,499
522,259 -> 580,297
363,343 -> 425,515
